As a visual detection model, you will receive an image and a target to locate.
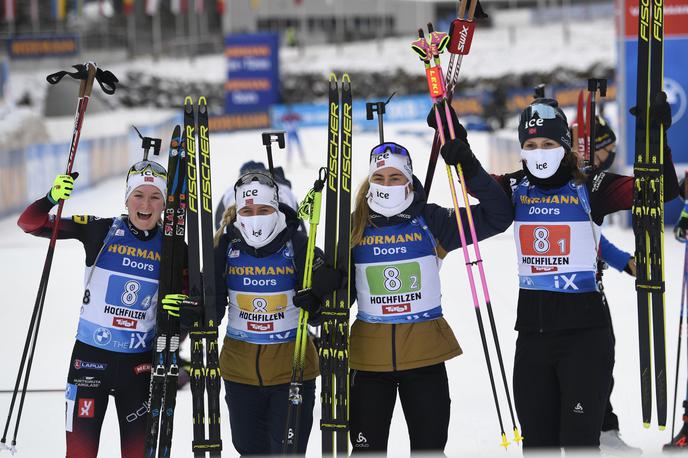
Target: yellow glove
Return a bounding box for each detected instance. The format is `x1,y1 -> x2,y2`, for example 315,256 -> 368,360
48,173 -> 78,204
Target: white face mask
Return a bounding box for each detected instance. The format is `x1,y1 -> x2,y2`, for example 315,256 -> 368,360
520,146 -> 565,179
234,212 -> 282,248
367,183 -> 413,217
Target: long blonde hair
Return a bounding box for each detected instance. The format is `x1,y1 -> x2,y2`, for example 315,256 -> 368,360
214,204 -> 236,247
351,180 -> 371,247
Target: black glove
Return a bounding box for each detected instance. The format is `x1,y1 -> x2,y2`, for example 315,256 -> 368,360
630,90 -> 672,130
675,209 -> 688,242
292,289 -> 322,315
426,103 -> 469,145
440,139 -> 480,179
310,260 -> 345,298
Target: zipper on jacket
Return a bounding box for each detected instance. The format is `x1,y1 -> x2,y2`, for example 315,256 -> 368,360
255,346 -> 264,386
391,324 -> 397,371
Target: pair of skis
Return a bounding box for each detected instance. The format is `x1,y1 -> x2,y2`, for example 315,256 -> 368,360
411,16 -> 520,449
145,126 -> 187,458
145,98 -> 222,457
319,73 -> 353,456
631,0 -> 667,431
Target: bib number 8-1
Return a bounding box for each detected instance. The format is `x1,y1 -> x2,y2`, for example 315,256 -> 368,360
533,227 -> 550,254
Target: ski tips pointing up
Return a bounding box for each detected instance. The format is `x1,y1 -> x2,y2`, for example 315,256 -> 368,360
329,73 -> 337,83
341,74 -> 351,84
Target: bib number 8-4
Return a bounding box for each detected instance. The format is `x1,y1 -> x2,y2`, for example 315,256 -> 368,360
121,280 -> 141,306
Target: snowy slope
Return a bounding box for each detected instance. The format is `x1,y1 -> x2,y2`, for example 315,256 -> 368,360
0,122 -> 682,457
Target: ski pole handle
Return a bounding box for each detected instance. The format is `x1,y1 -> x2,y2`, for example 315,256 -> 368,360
261,131 -> 286,178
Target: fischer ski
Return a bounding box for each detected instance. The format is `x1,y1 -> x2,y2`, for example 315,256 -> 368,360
145,126 -> 187,458
320,73 -> 352,456
185,96 -> 223,456
632,0 -> 667,430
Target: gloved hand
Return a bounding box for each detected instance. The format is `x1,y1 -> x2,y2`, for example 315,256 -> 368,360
624,257 -> 637,277
161,293 -> 188,318
292,289 -> 322,315
426,103 -> 469,145
310,260 -> 345,298
48,172 -> 79,205
675,208 -> 688,242
440,138 -> 480,179
630,90 -> 672,130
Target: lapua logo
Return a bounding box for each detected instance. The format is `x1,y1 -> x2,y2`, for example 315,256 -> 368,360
524,118 -> 544,129
242,189 -> 258,198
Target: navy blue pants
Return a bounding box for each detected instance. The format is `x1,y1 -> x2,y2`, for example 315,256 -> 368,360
224,379 -> 316,455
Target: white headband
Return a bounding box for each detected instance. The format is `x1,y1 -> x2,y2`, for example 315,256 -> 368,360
235,181 -> 279,210
369,151 -> 413,183
125,172 -> 166,203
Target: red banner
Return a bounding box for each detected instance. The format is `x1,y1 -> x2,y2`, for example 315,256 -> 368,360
625,0 -> 688,38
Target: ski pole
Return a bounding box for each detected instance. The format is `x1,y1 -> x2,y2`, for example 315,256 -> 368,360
365,92 -> 396,143
670,174 -> 688,439
586,78 -> 608,167
424,0 -> 480,198
413,28 -> 512,449
2,62 -> 116,453
284,168 -> 326,454
261,131 -> 286,178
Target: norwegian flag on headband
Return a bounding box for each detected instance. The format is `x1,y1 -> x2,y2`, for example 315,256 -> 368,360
246,198 -> 253,205
377,160 -> 385,167
529,127 -> 537,135
145,176 -> 154,182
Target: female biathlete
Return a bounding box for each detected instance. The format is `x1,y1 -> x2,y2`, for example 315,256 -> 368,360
213,170 -> 340,455
489,95 -> 678,451
17,160 -> 184,458
347,132 -> 513,453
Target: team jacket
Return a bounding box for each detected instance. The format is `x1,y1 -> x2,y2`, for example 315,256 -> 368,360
496,159 -> 679,332
214,204 -> 323,386
17,196 -> 166,353
350,168 -> 514,372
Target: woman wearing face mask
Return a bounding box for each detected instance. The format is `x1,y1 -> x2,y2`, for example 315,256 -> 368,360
348,139 -> 513,454
17,161 -> 185,458
488,95 -> 679,451
213,171 -> 340,455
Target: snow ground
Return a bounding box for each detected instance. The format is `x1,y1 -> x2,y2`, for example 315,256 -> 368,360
0,121 -> 683,457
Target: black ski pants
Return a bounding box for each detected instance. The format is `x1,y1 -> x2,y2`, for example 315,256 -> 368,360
65,341 -> 151,458
513,326 -> 614,452
224,379 -> 316,455
350,362 -> 451,454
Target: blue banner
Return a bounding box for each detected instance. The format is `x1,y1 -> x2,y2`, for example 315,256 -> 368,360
224,33 -> 280,114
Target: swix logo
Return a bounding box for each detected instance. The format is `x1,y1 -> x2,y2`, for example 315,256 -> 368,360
382,304 -> 411,314
242,189 -> 258,198
457,24 -> 472,53
531,266 -> 557,273
133,363 -> 151,375
524,118 -> 544,129
112,317 -> 137,329
248,322 -> 274,332
78,398 -> 95,418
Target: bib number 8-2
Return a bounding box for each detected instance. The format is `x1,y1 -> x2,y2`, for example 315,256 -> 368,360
383,267 -> 402,292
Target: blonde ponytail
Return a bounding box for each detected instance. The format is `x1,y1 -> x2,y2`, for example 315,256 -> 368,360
214,204 -> 236,247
